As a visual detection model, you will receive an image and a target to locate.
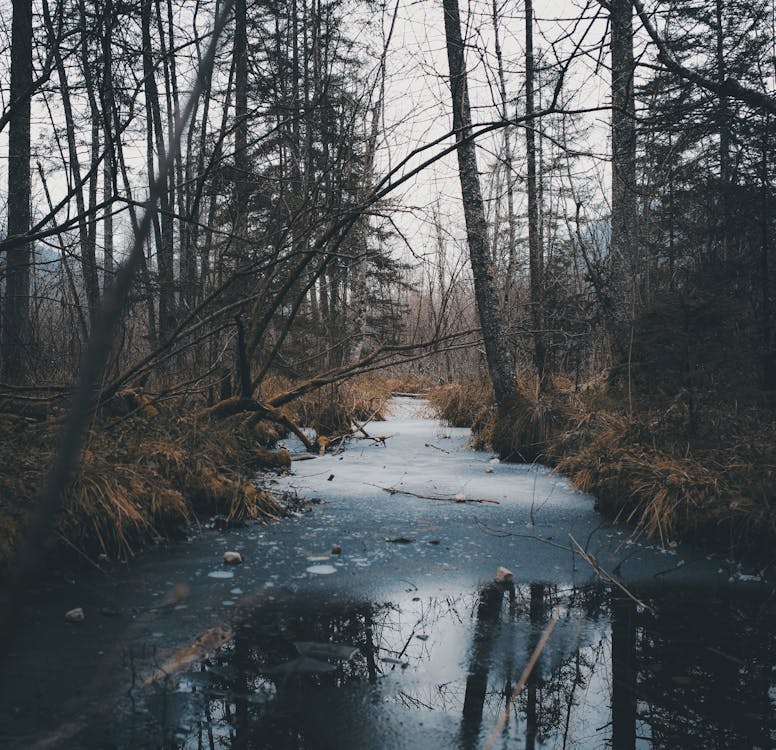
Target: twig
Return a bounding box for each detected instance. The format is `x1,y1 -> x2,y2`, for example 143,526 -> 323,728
568,535 -> 652,611
475,519 -> 574,552
424,442 -> 451,454
372,484 -> 500,504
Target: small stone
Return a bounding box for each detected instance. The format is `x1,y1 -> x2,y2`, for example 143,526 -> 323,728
327,474 -> 335,481
495,566 -> 514,584
65,607 -> 85,623
428,539 -> 440,545
485,466 -> 493,473
331,544 -> 342,554
223,551 -> 243,565
211,515 -> 229,531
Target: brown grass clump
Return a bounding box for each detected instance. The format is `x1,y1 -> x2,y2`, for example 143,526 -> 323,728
266,374 -> 392,438
474,378 -> 573,463
441,371 -> 775,556
0,391 -> 296,570
428,379 -> 494,428
382,373 -> 435,395
553,390 -> 776,553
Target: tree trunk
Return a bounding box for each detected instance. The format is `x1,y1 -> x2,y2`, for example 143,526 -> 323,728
610,0 -> 638,334
491,0 -> 518,309
442,0 -> 514,406
525,0 -> 546,384
2,0 -> 33,380
142,0 -> 175,339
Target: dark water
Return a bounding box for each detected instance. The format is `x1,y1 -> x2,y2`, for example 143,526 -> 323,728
120,583 -> 774,750
3,400 -> 774,748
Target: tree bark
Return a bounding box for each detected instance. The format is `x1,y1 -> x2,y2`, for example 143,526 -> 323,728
610,0 -> 638,332
525,0 -> 546,384
442,0 -> 514,406
2,0 -> 33,380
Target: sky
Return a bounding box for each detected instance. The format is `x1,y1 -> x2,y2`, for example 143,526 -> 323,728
354,0 -> 618,272
0,0 -> 628,277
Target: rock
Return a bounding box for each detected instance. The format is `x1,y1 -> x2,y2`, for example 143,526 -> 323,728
495,566 -> 514,584
211,515 -> 229,531
485,466 -> 494,473
65,607 -> 85,623
428,539 -> 440,545
223,551 -> 243,565
331,544 -> 342,554
385,536 -> 415,544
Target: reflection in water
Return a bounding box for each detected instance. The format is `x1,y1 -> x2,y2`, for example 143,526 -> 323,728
126,583 -> 775,749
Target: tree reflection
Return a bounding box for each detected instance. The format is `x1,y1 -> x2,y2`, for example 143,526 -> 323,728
132,585 -> 774,750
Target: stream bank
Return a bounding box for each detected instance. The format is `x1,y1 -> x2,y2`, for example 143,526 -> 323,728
0,397 -> 773,749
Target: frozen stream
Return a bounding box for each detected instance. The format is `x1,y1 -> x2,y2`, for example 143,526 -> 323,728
0,398 -> 773,748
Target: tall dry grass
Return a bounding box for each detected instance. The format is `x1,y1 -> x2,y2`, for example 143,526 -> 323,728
431,374 -> 776,556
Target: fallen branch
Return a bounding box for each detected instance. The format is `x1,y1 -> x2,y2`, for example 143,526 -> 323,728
199,397 -> 315,452
568,534 -> 652,611
374,484 -> 500,505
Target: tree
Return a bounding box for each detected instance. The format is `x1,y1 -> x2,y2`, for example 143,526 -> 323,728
609,0 -> 638,334
442,0 -> 514,406
2,0 -> 33,380
525,0 -> 546,384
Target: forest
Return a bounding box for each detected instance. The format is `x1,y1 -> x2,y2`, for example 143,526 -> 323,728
0,0 -> 775,747
1,0 -> 772,568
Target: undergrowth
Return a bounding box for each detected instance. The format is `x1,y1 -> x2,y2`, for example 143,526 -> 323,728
0,393 -> 289,571
430,375 -> 776,558
0,373 -> 396,572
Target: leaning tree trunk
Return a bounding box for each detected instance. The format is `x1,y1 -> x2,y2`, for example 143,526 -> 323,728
442,0 -> 514,406
2,0 -> 33,380
610,0 -> 638,340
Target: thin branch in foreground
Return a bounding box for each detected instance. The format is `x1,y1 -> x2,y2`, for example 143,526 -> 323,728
569,534 -> 652,611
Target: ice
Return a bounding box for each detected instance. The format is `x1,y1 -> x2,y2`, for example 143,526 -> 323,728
306,564 -> 337,575
277,396 -> 589,514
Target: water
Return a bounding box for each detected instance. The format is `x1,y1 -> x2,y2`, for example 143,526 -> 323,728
1,397 -> 773,748
123,583 -> 774,749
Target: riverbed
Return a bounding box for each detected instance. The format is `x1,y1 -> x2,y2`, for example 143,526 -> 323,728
0,397 -> 773,748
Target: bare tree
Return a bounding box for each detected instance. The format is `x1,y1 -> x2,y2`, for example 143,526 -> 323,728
610,0 -> 638,333
442,0 -> 514,406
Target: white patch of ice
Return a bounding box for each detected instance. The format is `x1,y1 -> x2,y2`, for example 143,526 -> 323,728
275,397 -> 592,516
306,564 -> 337,575
207,570 -> 234,579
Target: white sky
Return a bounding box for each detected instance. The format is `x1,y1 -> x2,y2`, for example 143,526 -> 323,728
0,0 -> 629,274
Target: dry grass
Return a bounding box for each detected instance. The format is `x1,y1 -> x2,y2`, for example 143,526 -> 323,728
262,373 -> 392,438
555,407 -> 776,550
0,395 -> 294,569
473,377 -> 573,463
445,374 -> 776,557
0,374 -> 394,571
428,379 -> 494,428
